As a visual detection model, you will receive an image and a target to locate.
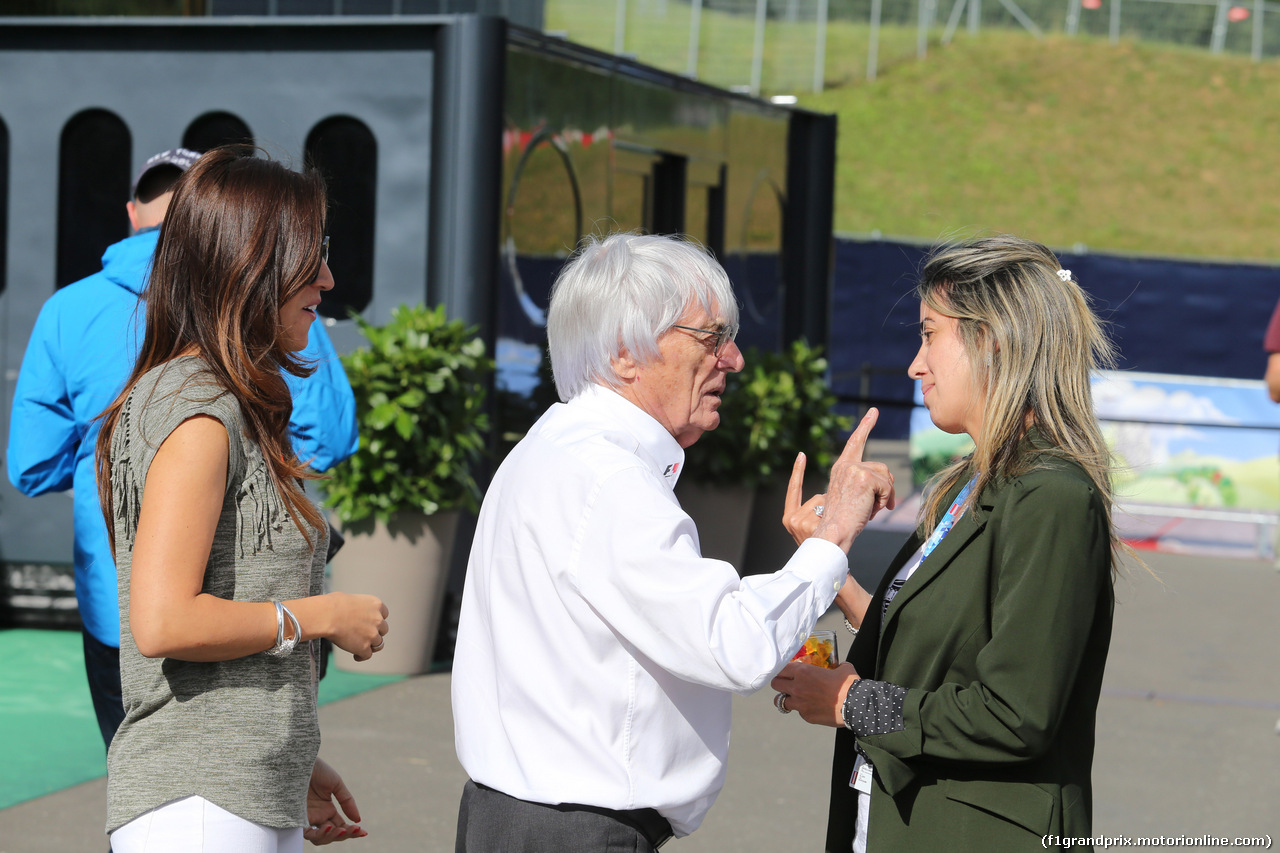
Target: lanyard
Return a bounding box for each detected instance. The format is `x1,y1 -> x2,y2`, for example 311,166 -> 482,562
919,475 -> 978,563
880,475 -> 979,624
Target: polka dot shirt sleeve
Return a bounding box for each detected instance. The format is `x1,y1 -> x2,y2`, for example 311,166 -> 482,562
842,679 -> 908,737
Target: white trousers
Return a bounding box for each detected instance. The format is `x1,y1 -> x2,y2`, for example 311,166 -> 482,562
109,795 -> 304,853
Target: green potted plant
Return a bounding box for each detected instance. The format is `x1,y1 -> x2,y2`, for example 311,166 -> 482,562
679,339 -> 851,571
325,304 -> 492,674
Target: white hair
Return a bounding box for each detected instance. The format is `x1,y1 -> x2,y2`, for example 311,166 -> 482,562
547,232 -> 739,402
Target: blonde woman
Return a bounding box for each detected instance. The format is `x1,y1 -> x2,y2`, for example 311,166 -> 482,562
772,235 -> 1122,851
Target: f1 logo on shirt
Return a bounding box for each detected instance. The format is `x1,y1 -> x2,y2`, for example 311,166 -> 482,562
663,462 -> 680,477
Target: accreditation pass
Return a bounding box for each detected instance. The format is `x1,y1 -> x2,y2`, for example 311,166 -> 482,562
850,756 -> 873,794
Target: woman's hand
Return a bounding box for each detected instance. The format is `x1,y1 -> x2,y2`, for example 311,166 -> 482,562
770,661 -> 859,727
325,593 -> 389,663
305,758 -> 368,844
782,451 -> 827,546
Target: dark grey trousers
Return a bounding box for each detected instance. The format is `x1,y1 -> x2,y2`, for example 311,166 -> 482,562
455,780 -> 658,853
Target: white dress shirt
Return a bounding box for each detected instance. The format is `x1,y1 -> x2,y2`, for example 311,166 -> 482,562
452,384 -> 848,837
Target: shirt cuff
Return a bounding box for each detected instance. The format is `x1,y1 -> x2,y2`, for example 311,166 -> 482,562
841,678 -> 908,737
780,537 -> 848,593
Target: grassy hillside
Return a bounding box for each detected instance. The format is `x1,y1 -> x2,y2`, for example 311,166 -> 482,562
547,1 -> 1280,262
797,31 -> 1280,261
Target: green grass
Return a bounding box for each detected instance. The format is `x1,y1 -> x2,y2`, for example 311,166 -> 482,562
548,1 -> 1280,261
799,31 -> 1280,260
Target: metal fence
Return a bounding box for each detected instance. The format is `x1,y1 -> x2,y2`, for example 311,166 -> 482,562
886,0 -> 1280,61
552,0 -> 1280,97
549,0 -> 834,95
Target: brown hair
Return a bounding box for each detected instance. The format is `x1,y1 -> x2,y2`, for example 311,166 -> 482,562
96,145 -> 328,549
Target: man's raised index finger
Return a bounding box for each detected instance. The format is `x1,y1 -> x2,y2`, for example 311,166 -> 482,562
839,407 -> 880,464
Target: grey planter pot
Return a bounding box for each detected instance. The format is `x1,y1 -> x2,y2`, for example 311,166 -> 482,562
329,511 -> 459,675
674,481 -> 757,571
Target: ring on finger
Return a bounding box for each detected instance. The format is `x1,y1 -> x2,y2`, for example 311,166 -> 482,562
371,638 -> 385,651
774,692 -> 792,714
813,505 -> 825,518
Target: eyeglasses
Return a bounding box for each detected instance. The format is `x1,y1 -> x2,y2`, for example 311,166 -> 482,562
670,322 -> 740,357
320,235 -> 330,265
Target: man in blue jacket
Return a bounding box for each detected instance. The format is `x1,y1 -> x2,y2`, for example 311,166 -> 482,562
6,149 -> 359,748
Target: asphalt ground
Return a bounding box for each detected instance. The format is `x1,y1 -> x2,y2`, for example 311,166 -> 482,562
1,532 -> 1277,852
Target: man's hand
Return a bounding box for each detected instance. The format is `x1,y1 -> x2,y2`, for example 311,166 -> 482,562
782,408 -> 896,553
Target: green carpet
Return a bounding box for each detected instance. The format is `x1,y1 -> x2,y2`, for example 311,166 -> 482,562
0,628 -> 403,810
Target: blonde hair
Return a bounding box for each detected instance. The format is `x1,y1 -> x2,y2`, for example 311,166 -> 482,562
915,235 -> 1126,572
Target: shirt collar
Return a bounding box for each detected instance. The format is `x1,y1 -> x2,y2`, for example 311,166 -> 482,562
572,384 -> 687,488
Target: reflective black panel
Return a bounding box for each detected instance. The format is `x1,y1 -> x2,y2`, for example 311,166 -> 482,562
57,109 -> 130,289
183,111 -> 254,153
305,116 -> 378,318
494,40 -> 792,450
0,116 -> 7,296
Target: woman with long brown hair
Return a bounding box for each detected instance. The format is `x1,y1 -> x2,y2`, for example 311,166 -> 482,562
96,145 -> 388,851
772,235 -> 1122,851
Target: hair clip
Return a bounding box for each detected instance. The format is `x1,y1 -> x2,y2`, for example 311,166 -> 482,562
1056,269 -> 1072,281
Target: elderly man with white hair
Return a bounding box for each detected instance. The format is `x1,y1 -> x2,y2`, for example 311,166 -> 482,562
452,232 -> 895,851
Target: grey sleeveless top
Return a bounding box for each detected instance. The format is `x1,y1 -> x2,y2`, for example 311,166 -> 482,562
105,357 -> 328,833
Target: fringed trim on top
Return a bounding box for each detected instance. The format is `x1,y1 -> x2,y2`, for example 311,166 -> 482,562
236,450 -> 290,558
110,356 -> 296,559
112,393 -> 143,552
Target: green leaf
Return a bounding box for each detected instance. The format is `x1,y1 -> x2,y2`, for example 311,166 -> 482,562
367,402 -> 399,431
397,389 -> 426,409
394,411 -> 415,441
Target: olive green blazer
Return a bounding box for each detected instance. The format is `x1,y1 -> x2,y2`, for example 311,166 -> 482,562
825,451 -> 1114,852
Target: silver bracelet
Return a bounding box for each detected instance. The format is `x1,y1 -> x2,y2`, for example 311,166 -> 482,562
843,617 -> 859,638
267,600 -> 302,657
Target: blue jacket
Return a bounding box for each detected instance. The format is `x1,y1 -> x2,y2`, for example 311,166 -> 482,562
6,228 -> 359,647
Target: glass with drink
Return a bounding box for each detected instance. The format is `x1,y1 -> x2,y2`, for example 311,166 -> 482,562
791,629 -> 838,669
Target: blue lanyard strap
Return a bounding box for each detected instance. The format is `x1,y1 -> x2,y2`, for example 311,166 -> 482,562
878,474 -> 980,631
920,476 -> 978,562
